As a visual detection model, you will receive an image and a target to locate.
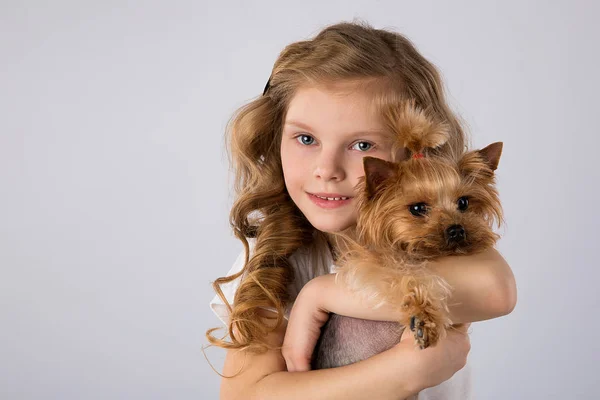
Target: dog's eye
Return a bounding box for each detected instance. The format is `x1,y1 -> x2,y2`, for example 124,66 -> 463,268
409,203 -> 428,217
457,197 -> 469,211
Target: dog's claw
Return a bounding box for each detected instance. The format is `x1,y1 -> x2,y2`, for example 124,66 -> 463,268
403,290 -> 444,350
409,315 -> 430,349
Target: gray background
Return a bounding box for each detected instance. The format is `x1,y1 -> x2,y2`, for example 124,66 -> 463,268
1,1 -> 598,399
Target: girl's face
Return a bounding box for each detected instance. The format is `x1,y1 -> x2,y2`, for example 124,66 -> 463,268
280,83 -> 394,233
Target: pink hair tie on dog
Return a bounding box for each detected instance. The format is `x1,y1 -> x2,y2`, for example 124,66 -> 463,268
412,153 -> 424,159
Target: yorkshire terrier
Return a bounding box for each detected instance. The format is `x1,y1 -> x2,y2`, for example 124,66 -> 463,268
311,100 -> 503,370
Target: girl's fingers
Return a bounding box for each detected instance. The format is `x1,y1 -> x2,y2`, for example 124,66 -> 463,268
400,326 -> 413,342
451,322 -> 471,332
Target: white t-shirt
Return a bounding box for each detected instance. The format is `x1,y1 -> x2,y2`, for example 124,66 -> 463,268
209,235 -> 334,325
209,235 -> 472,400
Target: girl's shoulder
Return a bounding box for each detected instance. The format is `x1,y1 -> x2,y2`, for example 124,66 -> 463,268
208,235 -> 334,325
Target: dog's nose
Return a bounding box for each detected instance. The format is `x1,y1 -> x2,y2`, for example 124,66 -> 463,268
446,225 -> 465,242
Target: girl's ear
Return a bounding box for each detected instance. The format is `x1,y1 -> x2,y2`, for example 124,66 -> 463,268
363,157 -> 397,198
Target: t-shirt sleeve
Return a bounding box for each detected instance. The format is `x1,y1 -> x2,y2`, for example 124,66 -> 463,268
208,242 -> 248,326
208,238 -> 292,326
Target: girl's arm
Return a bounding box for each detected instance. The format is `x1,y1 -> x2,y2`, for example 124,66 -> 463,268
426,247 -> 517,323
282,247 -> 516,372
253,343 -> 420,400
326,247 -> 515,324
221,308 -> 469,400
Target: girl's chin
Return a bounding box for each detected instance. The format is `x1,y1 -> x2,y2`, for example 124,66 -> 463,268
306,216 -> 356,234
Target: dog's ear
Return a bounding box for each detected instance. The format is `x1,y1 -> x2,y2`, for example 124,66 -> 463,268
393,147 -> 410,163
363,157 -> 397,197
478,142 -> 503,171
458,142 -> 502,182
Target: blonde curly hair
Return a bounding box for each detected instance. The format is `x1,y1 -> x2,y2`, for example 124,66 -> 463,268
206,19 -> 469,358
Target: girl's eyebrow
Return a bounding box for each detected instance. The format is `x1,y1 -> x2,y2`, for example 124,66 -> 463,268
284,120 -> 387,138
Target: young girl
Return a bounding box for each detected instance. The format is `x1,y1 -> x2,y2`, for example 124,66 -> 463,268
207,20 -> 517,399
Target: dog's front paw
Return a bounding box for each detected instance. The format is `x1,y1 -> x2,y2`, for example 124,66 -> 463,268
402,296 -> 445,349
409,314 -> 438,349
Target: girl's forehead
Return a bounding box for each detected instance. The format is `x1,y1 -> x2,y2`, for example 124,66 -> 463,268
284,85 -> 384,130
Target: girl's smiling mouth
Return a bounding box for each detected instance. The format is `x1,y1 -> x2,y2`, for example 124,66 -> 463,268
307,192 -> 353,209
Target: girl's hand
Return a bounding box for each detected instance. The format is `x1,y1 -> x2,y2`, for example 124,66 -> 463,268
398,322 -> 472,391
281,278 -> 330,372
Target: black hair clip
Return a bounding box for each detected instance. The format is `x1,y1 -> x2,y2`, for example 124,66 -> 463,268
263,76 -> 271,95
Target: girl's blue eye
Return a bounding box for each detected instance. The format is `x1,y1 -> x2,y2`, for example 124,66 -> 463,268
295,135 -> 373,151
352,141 -> 373,152
297,135 -> 315,145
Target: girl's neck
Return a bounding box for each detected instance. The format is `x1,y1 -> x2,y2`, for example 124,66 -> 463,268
324,225 -> 358,261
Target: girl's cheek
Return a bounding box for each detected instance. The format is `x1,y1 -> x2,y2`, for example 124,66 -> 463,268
283,141 -> 304,159
355,157 -> 370,175
291,140 -> 311,155
291,147 -> 311,162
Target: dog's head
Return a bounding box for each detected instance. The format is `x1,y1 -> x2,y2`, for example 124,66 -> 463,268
352,100 -> 503,260
355,143 -> 503,260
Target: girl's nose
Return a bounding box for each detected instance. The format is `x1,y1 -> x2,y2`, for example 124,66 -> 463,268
313,150 -> 345,181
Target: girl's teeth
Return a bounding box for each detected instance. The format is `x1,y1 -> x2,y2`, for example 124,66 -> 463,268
316,195 -> 348,201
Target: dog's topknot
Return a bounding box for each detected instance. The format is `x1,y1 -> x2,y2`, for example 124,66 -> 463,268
382,99 -> 451,159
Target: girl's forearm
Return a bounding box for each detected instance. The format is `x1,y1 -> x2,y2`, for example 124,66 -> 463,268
253,343 -> 420,400
427,247 -> 517,323
314,247 -> 516,324
314,272 -> 408,322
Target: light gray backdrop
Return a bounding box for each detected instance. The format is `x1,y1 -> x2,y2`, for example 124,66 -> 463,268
1,1 -> 598,399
